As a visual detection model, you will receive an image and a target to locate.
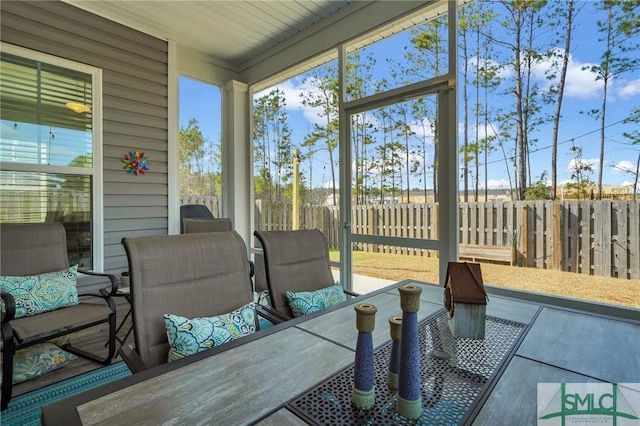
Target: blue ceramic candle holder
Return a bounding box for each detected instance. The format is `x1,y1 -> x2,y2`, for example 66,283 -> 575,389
396,284 -> 423,420
351,303 -> 377,410
387,316 -> 402,390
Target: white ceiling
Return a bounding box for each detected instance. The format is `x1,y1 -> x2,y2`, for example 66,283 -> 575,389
63,1 -> 353,68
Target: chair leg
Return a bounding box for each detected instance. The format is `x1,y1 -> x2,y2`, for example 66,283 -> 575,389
1,323 -> 15,411
119,320 -> 133,346
63,312 -> 117,366
105,310 -> 116,363
105,306 -> 131,347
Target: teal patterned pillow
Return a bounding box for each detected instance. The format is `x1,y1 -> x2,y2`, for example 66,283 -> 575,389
286,284 -> 347,318
0,265 -> 79,318
164,302 -> 256,362
12,343 -> 77,384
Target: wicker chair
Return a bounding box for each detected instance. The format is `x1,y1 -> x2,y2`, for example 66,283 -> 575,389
1,223 -> 117,411
120,231 -> 257,372
253,229 -> 358,320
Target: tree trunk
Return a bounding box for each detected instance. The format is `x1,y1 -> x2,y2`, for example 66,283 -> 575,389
597,11 -> 614,201
634,151 -> 640,201
474,28 -> 480,202
433,116 -> 439,203
462,25 -> 470,202
551,0 -> 574,200
514,8 -> 526,201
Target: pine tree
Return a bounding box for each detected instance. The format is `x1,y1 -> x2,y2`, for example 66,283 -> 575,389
584,0 -> 640,199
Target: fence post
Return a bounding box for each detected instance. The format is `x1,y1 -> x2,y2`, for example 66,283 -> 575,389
552,202 -> 562,270
629,201 -> 640,279
433,205 -> 439,258
520,205 -> 528,266
433,204 -> 439,240
367,207 -> 375,253
593,201 -> 612,277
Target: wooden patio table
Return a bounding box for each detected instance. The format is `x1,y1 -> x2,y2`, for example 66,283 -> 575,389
41,280 -> 532,425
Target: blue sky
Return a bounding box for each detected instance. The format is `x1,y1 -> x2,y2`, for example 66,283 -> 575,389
179,76 -> 222,146
181,1 -> 640,194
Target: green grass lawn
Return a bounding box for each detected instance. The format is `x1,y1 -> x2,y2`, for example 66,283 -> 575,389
330,250 -> 640,308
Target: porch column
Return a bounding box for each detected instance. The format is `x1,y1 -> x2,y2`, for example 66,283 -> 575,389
223,80 -> 251,250
438,0 -> 459,285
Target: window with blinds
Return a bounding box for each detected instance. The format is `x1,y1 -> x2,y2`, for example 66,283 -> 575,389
0,52 -> 93,167
0,50 -> 95,268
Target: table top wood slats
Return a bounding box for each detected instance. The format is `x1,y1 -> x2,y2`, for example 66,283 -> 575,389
77,327 -> 354,425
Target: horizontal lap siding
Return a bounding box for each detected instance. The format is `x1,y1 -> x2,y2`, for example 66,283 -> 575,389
1,1 -> 168,273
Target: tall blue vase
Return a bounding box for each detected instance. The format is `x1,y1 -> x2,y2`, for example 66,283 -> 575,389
387,316 -> 402,390
351,303 -> 377,410
396,284 -> 423,420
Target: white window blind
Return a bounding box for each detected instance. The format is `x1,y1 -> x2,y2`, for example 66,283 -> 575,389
0,52 -> 93,168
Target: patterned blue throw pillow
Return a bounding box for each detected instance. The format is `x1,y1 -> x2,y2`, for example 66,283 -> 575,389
164,302 -> 256,362
12,342 -> 77,384
0,265 -> 79,318
286,284 -> 347,318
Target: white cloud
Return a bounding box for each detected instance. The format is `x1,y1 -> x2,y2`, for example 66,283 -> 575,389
617,79 -> 640,99
322,180 -> 338,190
463,122 -> 497,141
353,111 -> 380,134
256,79 -> 333,127
470,55 -> 513,80
567,157 -> 599,172
409,117 -> 435,140
474,50 -> 600,99
485,179 -> 511,190
613,160 -> 636,173
276,80 -> 306,110
534,50 -> 602,99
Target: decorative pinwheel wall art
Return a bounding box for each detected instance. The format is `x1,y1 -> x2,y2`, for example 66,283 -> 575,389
122,151 -> 149,175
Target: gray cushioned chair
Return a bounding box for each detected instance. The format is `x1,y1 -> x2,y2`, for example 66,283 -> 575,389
120,231 -> 256,372
254,229 -> 358,320
252,252 -> 269,302
182,217 -> 257,279
0,222 -> 117,411
182,217 -> 232,234
179,204 -> 214,233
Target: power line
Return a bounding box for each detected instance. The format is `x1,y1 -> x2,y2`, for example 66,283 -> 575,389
478,113 -> 639,167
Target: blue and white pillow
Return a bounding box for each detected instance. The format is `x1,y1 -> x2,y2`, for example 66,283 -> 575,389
286,284 -> 347,318
0,265 -> 79,318
11,343 -> 77,384
164,302 -> 256,362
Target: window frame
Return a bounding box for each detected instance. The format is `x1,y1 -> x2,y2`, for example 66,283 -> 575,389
0,43 -> 105,272
248,1 -> 458,289
177,75 -> 224,217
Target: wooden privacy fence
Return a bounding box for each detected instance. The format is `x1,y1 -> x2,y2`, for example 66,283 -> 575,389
180,195 -> 221,218
254,200 -> 342,245
458,201 -> 640,279
254,199 -> 640,280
